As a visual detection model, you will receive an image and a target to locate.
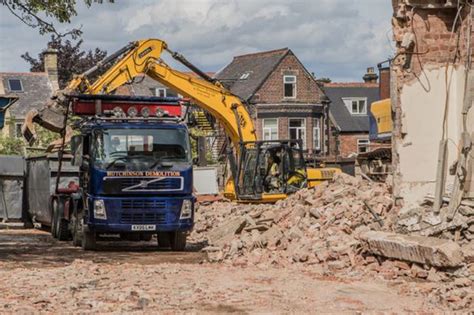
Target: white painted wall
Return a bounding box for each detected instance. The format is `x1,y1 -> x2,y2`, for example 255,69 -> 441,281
396,65 -> 470,208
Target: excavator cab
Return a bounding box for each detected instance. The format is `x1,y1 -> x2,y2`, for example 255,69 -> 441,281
235,140 -> 307,202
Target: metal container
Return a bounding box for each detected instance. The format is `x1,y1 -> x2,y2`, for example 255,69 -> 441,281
25,153 -> 79,225
193,166 -> 219,195
0,155 -> 24,220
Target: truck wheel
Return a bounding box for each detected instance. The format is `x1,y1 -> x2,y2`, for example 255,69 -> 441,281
54,200 -> 70,241
82,228 -> 96,251
157,232 -> 171,249
51,199 -> 59,239
170,231 -> 187,251
71,214 -> 81,247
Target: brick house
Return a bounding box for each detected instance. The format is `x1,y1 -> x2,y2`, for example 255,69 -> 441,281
215,48 -> 326,155
323,68 -> 380,158
0,49 -> 58,140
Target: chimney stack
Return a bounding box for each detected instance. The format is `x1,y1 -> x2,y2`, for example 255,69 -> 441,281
363,67 -> 378,84
43,46 -> 59,91
378,65 -> 391,100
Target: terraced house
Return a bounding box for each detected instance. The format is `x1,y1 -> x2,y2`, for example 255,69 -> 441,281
215,48 -> 327,156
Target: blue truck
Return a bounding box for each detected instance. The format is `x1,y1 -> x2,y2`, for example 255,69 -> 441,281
33,94 -> 194,250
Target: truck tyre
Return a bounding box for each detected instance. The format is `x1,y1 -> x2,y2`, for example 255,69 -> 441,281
170,231 -> 186,251
71,214 -> 81,247
54,200 -> 70,241
51,199 -> 58,239
157,232 -> 171,249
82,228 -> 96,251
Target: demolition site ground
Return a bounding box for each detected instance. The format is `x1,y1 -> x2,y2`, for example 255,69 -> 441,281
1,173 -> 473,313
0,229 -> 444,313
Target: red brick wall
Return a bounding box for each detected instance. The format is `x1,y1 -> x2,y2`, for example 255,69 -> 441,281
392,3 -> 474,82
255,53 -> 323,104
332,133 -> 369,158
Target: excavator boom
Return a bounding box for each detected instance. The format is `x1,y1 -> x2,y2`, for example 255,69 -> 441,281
23,39 -> 256,148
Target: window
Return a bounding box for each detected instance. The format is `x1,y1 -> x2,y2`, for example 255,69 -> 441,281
240,72 -> 250,80
155,88 -> 166,97
289,118 -> 306,149
357,139 -> 370,153
262,118 -> 278,140
343,98 -> 367,115
8,79 -> 23,92
283,75 -> 296,98
313,119 -> 321,151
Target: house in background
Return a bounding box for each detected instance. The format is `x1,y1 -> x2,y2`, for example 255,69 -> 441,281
323,68 -> 381,158
0,48 -> 57,139
215,48 -> 327,156
115,73 -> 213,98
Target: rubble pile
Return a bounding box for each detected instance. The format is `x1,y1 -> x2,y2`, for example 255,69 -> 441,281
193,173 -> 395,266
395,198 -> 474,245
193,173 -> 474,310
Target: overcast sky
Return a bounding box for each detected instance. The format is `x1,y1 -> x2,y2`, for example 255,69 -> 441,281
0,0 -> 394,82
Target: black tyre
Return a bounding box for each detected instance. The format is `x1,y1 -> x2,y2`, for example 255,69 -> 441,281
82,228 -> 96,251
54,200 -> 70,241
157,232 -> 171,249
51,199 -> 58,238
71,214 -> 81,247
170,231 -> 186,251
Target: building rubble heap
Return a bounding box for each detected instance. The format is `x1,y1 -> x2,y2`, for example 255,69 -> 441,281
192,173 -> 474,311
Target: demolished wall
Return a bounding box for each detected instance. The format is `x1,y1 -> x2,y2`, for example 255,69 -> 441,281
391,0 -> 474,209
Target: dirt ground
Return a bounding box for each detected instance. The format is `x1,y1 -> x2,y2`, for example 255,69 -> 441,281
0,229 -> 450,313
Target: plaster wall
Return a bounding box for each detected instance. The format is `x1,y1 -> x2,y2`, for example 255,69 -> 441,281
396,65 -> 470,208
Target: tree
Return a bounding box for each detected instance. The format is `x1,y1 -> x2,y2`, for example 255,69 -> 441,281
317,77 -> 332,83
1,0 -> 114,39
21,37 -> 107,88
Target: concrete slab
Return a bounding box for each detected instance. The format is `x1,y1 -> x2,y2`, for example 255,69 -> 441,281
360,231 -> 464,267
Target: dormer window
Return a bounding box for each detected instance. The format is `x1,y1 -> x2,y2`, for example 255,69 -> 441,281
343,97 -> 367,115
155,88 -> 166,97
8,79 -> 23,92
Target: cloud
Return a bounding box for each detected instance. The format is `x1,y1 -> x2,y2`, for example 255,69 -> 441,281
0,0 -> 394,81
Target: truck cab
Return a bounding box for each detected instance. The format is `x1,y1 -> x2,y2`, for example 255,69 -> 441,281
62,95 -> 194,250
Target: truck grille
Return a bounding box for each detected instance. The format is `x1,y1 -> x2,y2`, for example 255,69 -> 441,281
120,212 -> 167,224
121,177 -> 183,191
121,200 -> 167,210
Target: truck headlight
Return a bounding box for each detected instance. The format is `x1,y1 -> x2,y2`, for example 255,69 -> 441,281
94,199 -> 107,220
180,200 -> 193,219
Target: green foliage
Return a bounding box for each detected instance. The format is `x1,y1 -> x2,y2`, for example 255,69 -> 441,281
0,134 -> 24,155
1,0 -> 114,38
0,118 -> 24,155
21,37 -> 107,88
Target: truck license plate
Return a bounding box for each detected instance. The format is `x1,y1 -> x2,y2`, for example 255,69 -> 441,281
131,225 -> 156,231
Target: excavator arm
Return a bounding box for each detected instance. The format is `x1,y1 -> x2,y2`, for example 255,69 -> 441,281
23,39 -> 256,148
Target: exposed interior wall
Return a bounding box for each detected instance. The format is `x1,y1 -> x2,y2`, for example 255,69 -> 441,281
391,0 -> 473,210
396,65 -> 468,208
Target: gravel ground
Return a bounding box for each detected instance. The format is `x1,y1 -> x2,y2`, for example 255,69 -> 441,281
0,229 -> 451,313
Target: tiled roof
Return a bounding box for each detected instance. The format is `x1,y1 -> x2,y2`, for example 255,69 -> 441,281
214,48 -> 290,102
0,72 -> 53,118
114,72 -> 215,96
323,83 -> 380,133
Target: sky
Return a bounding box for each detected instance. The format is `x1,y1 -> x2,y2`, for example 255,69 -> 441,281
0,0 -> 395,82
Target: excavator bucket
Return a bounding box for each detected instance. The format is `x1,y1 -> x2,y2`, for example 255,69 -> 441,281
22,106 -> 66,145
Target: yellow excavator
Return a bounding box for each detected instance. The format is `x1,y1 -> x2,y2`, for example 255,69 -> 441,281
23,38 -> 339,203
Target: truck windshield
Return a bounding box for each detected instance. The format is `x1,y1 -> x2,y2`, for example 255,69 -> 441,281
92,128 -> 191,169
